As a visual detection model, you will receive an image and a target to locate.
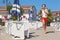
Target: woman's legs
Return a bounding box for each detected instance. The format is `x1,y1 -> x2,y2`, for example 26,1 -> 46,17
42,20 -> 47,33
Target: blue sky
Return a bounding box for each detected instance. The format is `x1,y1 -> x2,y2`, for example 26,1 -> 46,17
0,0 -> 60,12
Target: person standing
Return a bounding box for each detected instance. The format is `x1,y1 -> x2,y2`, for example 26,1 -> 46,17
39,4 -> 49,33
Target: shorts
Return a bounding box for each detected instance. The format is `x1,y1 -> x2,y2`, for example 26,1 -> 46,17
42,17 -> 48,22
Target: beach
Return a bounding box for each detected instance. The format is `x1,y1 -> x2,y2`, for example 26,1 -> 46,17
0,26 -> 60,40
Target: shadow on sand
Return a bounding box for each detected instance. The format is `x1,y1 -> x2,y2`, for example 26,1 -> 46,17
25,32 -> 39,39
46,31 -> 55,34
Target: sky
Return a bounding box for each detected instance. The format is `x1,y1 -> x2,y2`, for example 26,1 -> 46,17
0,0 -> 60,12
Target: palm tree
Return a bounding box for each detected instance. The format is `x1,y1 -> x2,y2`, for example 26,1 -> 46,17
20,7 -> 24,15
7,5 -> 12,14
6,0 -> 12,14
47,10 -> 53,26
48,10 -> 53,22
2,0 -> 12,14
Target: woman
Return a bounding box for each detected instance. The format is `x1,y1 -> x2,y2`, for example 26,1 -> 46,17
40,4 -> 49,33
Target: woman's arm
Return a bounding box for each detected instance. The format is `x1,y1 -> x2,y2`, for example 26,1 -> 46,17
38,10 -> 42,16
44,8 -> 48,14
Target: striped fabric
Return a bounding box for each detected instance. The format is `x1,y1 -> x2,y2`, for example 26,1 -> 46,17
10,0 -> 20,14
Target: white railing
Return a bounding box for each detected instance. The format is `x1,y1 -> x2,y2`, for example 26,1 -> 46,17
29,21 -> 42,29
5,20 -> 42,40
5,21 -> 29,40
